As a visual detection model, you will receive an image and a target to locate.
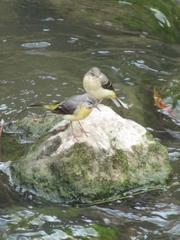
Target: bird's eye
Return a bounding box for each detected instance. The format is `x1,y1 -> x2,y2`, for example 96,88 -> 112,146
87,102 -> 93,107
90,71 -> 95,76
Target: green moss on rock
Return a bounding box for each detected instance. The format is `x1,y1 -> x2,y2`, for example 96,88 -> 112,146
92,224 -> 120,240
129,138 -> 171,186
11,132 -> 172,202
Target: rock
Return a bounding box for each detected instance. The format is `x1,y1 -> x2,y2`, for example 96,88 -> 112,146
4,114 -> 62,143
11,105 -> 171,202
70,225 -> 99,238
0,162 -> 19,206
167,222 -> 180,236
42,229 -> 70,240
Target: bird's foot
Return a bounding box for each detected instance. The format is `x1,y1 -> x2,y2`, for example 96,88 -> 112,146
78,121 -> 90,137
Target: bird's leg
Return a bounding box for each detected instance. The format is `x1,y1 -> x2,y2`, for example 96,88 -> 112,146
78,121 -> 89,137
70,121 -> 89,138
70,122 -> 80,141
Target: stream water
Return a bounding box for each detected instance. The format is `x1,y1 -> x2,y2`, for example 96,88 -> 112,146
0,0 -> 180,239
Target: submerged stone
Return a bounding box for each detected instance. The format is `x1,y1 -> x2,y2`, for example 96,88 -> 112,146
11,105 -> 171,202
92,224 -> 120,240
70,225 -> 99,238
42,229 -> 70,240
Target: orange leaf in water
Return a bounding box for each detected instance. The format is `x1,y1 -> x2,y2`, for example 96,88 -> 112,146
153,89 -> 179,122
153,88 -> 169,109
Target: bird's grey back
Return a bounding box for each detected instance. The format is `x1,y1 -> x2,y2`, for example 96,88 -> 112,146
61,93 -> 97,113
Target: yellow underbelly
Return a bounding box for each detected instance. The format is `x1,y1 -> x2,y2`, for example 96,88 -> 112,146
63,108 -> 93,121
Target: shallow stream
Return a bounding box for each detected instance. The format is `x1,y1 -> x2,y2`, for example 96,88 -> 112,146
0,1 -> 180,239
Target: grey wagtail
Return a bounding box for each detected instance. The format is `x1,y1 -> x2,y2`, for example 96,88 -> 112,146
29,94 -> 97,135
83,67 -> 128,108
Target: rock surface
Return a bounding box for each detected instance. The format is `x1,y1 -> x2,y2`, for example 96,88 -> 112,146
11,105 -> 171,202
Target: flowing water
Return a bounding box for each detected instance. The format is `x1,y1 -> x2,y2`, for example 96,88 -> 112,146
0,0 -> 180,239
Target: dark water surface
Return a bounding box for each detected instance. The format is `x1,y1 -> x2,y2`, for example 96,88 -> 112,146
0,0 -> 180,239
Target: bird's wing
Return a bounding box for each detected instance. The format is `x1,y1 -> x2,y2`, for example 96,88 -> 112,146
52,101 -> 76,115
45,94 -> 96,115
53,94 -> 89,115
98,71 -> 115,91
29,98 -> 80,115
58,93 -> 97,115
51,94 -> 87,115
101,80 -> 114,91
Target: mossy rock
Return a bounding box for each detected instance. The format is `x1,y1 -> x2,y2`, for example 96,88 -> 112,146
11,105 -> 171,202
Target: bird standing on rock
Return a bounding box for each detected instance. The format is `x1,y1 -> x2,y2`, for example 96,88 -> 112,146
29,93 -> 97,136
83,67 -> 128,108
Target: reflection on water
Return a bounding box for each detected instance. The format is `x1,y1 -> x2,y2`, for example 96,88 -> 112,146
0,0 -> 180,239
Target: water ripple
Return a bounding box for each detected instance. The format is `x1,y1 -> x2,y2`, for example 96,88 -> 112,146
130,60 -> 158,72
21,42 -> 51,49
150,8 -> 171,28
95,207 -> 171,227
168,148 -> 180,161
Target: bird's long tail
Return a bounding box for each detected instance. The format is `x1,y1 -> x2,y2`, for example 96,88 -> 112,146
29,102 -> 60,111
29,102 -> 45,107
112,98 -> 129,109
